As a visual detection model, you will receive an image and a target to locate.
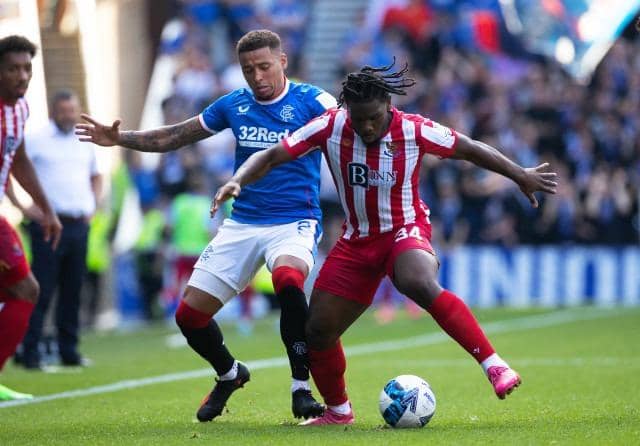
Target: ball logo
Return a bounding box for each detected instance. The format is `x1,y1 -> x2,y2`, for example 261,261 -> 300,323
401,387 -> 419,413
422,388 -> 435,406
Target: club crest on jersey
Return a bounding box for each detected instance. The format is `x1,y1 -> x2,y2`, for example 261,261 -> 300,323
384,141 -> 399,158
348,162 -> 397,189
237,105 -> 250,115
280,104 -> 295,122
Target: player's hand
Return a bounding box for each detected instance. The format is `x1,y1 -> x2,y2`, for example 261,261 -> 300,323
518,163 -> 558,208
211,181 -> 241,217
40,211 -> 63,250
75,114 -> 121,146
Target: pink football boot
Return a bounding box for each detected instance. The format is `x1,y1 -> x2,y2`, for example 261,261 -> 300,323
487,366 -> 521,399
299,406 -> 355,426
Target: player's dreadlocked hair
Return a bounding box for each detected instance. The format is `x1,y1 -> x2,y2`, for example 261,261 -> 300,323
338,59 -> 416,107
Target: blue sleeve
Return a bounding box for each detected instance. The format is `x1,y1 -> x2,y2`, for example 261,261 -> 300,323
199,95 -> 230,133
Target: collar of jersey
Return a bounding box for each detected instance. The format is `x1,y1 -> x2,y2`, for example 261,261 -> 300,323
253,78 -> 290,105
0,96 -> 21,107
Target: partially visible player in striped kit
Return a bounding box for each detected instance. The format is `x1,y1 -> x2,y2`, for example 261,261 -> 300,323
213,61 -> 558,425
0,35 -> 61,401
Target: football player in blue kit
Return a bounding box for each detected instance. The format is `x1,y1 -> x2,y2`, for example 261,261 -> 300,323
76,29 -> 336,422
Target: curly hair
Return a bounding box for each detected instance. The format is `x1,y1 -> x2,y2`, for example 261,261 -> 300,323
236,29 -> 281,54
338,59 -> 416,107
0,35 -> 37,63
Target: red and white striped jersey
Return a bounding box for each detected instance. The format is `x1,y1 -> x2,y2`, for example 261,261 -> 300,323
0,97 -> 29,201
283,107 -> 457,239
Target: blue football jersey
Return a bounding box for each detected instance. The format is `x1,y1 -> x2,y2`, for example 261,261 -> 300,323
199,80 -> 336,224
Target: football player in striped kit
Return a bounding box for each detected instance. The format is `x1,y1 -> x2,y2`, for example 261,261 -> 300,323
0,35 -> 61,401
213,61 -> 558,425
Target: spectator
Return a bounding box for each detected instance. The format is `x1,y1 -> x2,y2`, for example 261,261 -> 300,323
22,90 -> 102,369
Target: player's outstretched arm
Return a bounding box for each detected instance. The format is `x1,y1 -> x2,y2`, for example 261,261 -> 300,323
452,133 -> 558,208
210,142 -> 293,216
75,115 -> 211,152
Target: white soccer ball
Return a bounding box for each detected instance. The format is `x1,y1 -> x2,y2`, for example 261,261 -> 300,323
379,375 -> 436,428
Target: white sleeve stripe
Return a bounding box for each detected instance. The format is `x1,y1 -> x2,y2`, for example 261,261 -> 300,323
315,92 -> 338,110
302,114 -> 331,138
420,122 -> 456,148
287,114 -> 331,148
197,114 -> 216,134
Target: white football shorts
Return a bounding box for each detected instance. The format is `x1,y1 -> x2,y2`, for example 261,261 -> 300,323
187,218 -> 321,304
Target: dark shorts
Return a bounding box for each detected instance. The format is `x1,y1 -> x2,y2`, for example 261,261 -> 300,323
314,219 -> 434,306
0,216 -> 30,288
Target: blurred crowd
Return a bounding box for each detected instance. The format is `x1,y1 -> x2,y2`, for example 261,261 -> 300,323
104,0 -> 638,323
138,0 -> 639,253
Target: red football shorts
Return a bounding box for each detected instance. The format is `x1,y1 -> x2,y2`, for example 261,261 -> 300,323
314,219 -> 435,306
0,216 -> 30,289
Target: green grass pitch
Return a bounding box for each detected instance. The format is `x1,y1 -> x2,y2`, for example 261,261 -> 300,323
1,307 -> 639,445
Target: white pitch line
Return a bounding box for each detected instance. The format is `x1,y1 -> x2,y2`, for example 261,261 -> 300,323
0,307 -> 627,409
361,357 -> 640,367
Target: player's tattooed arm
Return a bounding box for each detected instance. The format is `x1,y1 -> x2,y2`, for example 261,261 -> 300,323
119,118 -> 211,152
77,115 -> 212,152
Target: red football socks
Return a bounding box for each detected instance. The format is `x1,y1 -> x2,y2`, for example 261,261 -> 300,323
427,290 -> 495,363
309,341 -> 348,406
175,299 -> 212,329
272,266 -> 305,294
0,297 -> 35,370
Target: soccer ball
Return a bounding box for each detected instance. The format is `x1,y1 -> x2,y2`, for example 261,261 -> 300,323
379,375 -> 436,428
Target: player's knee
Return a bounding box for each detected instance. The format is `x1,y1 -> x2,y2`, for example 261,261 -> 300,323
305,318 -> 337,350
174,301 -> 188,329
395,277 -> 441,309
272,266 -> 305,294
175,299 -> 211,331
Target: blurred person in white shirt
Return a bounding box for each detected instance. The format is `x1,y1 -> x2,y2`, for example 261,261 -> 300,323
20,89 -> 102,369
